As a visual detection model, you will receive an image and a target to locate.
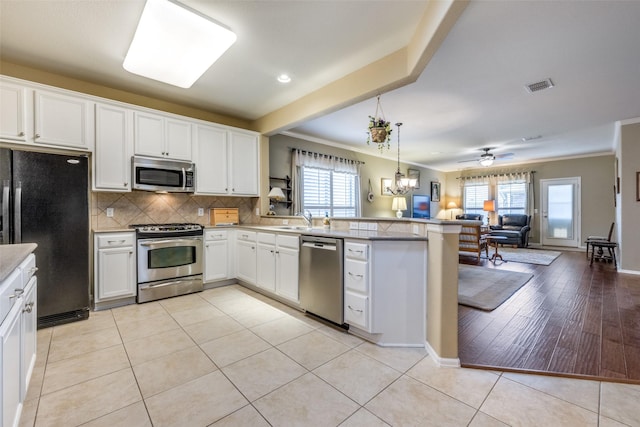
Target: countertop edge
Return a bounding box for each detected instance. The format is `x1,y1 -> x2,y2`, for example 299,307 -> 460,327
0,243 -> 38,282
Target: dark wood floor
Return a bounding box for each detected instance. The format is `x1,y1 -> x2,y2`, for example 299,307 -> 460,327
459,248 -> 640,383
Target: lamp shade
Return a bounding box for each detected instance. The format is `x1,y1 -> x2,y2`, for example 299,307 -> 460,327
392,197 -> 407,211
268,187 -> 286,201
446,201 -> 458,209
483,200 -> 496,212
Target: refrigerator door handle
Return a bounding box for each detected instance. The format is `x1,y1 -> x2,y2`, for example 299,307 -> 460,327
14,182 -> 22,243
2,181 -> 9,244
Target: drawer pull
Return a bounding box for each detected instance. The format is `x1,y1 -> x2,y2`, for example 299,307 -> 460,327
108,239 -> 126,244
23,302 -> 34,313
348,272 -> 363,279
347,305 -> 363,313
29,267 -> 39,275
348,249 -> 364,254
10,288 -> 24,299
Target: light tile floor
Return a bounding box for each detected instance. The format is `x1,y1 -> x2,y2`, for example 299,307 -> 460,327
19,285 -> 640,427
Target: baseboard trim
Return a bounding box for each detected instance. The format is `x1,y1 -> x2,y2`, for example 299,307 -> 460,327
425,341 -> 460,368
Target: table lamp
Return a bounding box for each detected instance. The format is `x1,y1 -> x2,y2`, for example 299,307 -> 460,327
446,201 -> 458,219
392,196 -> 407,218
483,200 -> 495,225
267,187 -> 286,215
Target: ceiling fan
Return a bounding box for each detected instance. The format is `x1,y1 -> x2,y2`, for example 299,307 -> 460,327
458,148 -> 514,167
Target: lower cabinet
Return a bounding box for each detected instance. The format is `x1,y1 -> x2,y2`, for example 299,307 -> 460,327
236,231 -> 257,285
256,233 -> 299,302
94,232 -> 136,308
204,229 -> 229,282
0,252 -> 37,427
343,238 -> 427,346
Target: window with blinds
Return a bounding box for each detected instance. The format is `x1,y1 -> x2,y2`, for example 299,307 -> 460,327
497,181 -> 527,215
463,184 -> 489,217
302,166 -> 357,217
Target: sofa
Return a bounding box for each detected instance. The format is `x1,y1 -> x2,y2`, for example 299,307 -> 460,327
456,213 -> 484,222
489,214 -> 531,247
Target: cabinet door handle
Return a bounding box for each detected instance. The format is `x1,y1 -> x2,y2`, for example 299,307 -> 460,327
18,131 -> 25,137
347,305 -> 363,313
348,272 -> 363,278
35,133 -> 40,138
124,182 -> 128,187
29,267 -> 39,275
10,288 -> 24,299
22,302 -> 34,313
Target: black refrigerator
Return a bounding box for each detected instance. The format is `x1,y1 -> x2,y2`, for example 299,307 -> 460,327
1,148 -> 90,328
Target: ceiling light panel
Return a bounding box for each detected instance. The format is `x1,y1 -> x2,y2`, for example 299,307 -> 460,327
123,0 -> 236,88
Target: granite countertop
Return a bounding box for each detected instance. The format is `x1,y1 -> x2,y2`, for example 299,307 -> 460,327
233,225 -> 428,241
0,243 -> 38,282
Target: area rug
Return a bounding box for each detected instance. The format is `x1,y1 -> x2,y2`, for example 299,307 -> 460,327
458,265 -> 533,310
482,247 -> 561,265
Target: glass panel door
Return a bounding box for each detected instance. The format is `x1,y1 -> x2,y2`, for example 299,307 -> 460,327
541,178 -> 580,247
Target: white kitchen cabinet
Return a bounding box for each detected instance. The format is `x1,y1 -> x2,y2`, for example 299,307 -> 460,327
0,81 -> 28,143
194,125 -> 259,196
93,103 -> 132,191
228,131 -> 259,196
134,111 -> 192,161
204,229 -> 229,282
236,231 -> 257,285
343,239 -> 427,346
94,232 -> 136,308
256,232 -> 299,302
194,124 -> 228,194
0,251 -> 37,427
34,89 -> 94,150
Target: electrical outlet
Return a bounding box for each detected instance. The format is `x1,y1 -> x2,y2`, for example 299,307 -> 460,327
106,208 -> 114,217
413,224 -> 419,234
197,208 -> 204,216
283,219 -> 289,225
255,208 -> 260,215
368,223 -> 377,231
350,222 -> 358,230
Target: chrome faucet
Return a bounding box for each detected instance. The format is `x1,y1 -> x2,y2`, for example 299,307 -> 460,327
298,210 -> 312,227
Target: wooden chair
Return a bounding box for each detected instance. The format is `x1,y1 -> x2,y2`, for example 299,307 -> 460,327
458,222 -> 488,264
585,222 -> 614,259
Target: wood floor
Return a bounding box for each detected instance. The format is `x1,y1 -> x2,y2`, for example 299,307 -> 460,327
458,248 -> 640,383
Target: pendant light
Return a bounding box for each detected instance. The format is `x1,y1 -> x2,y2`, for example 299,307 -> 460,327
386,123 -> 417,195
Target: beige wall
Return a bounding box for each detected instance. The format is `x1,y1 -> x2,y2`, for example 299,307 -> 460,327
444,155 -> 615,246
268,134 -> 447,218
619,123 -> 640,271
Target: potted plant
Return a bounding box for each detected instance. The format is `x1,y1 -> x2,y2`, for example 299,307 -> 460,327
367,115 -> 392,151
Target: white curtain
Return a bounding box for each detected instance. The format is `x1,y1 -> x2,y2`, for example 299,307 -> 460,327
460,171 -> 533,216
290,149 -> 361,215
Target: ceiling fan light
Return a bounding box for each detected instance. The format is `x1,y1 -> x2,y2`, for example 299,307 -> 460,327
479,157 -> 494,167
123,0 -> 236,88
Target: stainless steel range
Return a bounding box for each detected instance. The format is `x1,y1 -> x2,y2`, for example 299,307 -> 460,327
131,223 -> 203,303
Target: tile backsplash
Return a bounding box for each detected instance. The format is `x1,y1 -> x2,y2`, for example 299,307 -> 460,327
92,191 -> 259,229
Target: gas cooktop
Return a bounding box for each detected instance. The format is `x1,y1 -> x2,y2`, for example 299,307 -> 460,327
130,223 -> 203,233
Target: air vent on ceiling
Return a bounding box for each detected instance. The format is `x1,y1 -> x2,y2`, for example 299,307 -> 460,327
525,78 -> 554,94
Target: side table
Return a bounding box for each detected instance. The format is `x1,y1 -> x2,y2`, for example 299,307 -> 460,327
485,235 -> 508,263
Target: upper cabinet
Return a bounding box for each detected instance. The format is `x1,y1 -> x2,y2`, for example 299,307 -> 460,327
0,78 -> 94,151
94,103 -> 132,192
134,111 -> 192,161
195,125 -> 259,196
0,82 -> 28,143
34,89 -> 94,150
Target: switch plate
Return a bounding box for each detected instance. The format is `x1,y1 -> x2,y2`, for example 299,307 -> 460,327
256,208 -> 260,215
197,208 -> 204,216
283,219 -> 289,225
106,208 -> 114,217
413,224 -> 419,235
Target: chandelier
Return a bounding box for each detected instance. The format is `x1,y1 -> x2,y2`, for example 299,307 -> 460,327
385,122 -> 417,195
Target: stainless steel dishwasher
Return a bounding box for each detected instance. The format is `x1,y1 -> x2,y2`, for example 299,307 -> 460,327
299,235 -> 345,326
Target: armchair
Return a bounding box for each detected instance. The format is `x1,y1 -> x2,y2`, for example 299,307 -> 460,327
489,214 -> 531,247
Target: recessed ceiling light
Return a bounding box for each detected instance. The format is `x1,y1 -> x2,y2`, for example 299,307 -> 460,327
123,0 -> 236,88
277,74 -> 292,83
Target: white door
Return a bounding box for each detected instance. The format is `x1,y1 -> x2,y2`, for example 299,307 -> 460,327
94,103 -> 131,191
276,246 -> 299,302
204,239 -> 228,282
541,178 -> 580,247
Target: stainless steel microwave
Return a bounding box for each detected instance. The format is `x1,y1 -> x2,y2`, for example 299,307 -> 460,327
132,156 -> 195,192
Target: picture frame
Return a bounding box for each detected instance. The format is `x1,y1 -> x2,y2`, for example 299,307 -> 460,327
430,181 -> 441,202
407,168 -> 421,189
381,178 -> 393,196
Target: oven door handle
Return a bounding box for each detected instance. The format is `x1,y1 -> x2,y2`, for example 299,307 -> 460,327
139,279 -> 196,290
139,238 -> 201,247
182,167 -> 186,191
